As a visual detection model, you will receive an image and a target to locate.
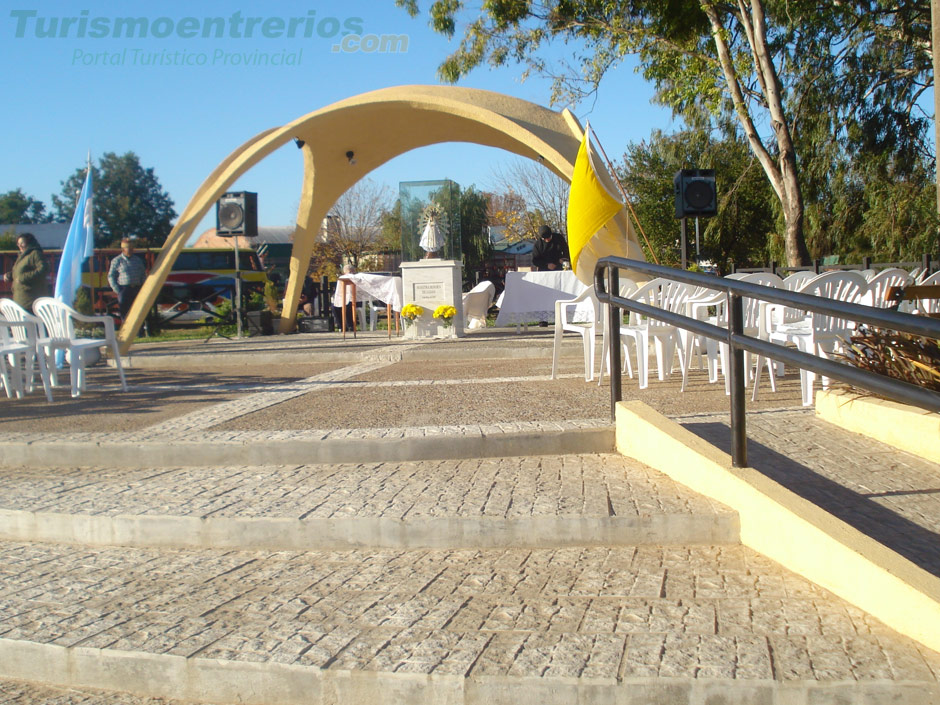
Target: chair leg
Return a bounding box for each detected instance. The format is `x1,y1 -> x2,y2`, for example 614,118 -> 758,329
550,322 -> 564,380
582,332 -> 595,382
111,341 -> 128,391
34,347 -> 53,402
636,332 -> 649,390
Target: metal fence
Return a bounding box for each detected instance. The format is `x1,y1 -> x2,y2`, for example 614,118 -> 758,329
594,257 -> 940,468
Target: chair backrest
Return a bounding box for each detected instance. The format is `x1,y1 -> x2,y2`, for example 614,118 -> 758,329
629,278 -> 691,326
32,298 -> 77,341
733,273 -> 783,329
799,271 -> 867,333
914,270 -> 940,314
782,271 -> 816,291
0,298 -> 45,344
462,281 -> 496,319
863,268 -> 913,308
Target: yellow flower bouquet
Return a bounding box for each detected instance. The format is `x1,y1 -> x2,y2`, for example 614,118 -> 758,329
401,303 -> 424,322
433,304 -> 457,327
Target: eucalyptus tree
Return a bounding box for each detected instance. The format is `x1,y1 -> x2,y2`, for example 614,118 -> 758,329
397,0 -> 934,266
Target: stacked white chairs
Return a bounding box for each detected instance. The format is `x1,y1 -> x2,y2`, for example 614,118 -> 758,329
597,278 -> 639,384
618,278 -> 692,390
754,271 -> 867,406
861,268 -> 913,308
0,299 -> 53,402
462,280 -> 496,330
913,270 -> 940,315
551,285 -> 600,382
702,272 -> 784,394
0,319 -> 30,399
32,297 -> 127,398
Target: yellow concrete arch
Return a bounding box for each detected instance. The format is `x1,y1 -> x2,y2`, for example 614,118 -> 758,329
118,84 -> 642,353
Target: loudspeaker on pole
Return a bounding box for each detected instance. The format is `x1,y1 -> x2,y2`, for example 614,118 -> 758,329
674,170 -> 717,219
216,192 -> 258,238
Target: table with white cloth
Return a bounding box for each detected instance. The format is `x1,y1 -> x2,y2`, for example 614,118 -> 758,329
333,273 -> 404,338
495,270 -> 590,329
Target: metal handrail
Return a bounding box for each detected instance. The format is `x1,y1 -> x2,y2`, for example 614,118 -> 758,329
595,257 -> 940,467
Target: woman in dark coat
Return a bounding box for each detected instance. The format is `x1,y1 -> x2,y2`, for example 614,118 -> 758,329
3,232 -> 50,310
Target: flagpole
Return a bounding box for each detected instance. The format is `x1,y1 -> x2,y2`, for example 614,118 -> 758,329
587,125 -> 660,265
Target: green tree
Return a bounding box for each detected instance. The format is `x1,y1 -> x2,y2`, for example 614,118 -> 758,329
0,188 -> 50,224
459,186 -> 491,281
52,152 -> 176,247
397,0 -> 935,267
620,127 -> 776,270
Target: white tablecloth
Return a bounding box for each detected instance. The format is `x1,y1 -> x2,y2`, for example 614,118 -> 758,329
495,271 -> 590,326
333,273 -> 403,312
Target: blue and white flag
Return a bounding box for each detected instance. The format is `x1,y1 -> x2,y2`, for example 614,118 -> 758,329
54,159 -> 94,306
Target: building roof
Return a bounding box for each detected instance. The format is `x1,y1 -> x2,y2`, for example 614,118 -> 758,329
191,226 -> 295,248
0,223 -> 70,249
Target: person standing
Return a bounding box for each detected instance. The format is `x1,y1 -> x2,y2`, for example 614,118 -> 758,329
532,225 -> 569,272
107,238 -> 146,320
3,232 -> 49,311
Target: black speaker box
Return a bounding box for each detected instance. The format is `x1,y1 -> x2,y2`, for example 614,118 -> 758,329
674,170 -> 717,218
216,191 -> 258,238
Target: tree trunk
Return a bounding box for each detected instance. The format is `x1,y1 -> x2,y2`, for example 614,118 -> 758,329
704,0 -> 811,267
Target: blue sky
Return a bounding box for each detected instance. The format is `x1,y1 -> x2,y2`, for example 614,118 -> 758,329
1,1 -> 677,240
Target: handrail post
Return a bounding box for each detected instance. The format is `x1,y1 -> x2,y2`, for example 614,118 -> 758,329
607,264 -> 622,421
728,292 -> 747,467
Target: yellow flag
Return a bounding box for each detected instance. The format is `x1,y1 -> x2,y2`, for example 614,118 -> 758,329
566,125 -> 623,281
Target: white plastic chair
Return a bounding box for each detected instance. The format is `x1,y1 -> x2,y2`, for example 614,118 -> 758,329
910,270 -> 940,315
754,271 -> 867,406
618,279 -> 692,390
861,268 -> 913,308
597,278 -> 640,384
0,320 -> 30,399
462,281 -> 496,330
551,285 -> 600,382
32,298 -> 128,398
702,272 -> 783,394
0,299 -> 53,401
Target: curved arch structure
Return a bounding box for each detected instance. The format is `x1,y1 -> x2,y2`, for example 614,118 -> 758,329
119,85 -> 643,352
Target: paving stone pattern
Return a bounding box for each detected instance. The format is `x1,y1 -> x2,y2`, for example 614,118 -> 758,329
677,408 -> 940,578
0,455 -> 731,522
0,541 -> 937,684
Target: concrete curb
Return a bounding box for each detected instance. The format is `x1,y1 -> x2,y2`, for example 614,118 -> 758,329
1,638 -> 935,705
0,427 -> 615,468
816,389 -> 940,463
0,510 -> 740,551
615,400 -> 940,656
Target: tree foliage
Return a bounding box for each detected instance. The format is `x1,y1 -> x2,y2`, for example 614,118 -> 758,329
397,0 -> 936,266
324,178 -> 395,270
620,127 -> 776,270
0,189 -> 50,225
491,158 -> 568,234
53,152 -> 176,248
459,186 -> 492,279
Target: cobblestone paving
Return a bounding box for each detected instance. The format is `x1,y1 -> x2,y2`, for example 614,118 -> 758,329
677,408 -> 940,577
0,542 -> 937,683
0,455 -> 732,521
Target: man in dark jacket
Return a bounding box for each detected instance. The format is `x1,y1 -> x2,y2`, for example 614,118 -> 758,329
532,225 -> 568,272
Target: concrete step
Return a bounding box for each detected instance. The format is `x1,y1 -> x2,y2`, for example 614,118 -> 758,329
0,540 -> 937,704
0,455 -> 738,551
0,421 -> 615,468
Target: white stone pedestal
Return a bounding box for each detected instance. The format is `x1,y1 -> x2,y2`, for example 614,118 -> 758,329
400,260 -> 464,336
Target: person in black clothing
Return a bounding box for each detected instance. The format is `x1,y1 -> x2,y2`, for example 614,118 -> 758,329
532,225 -> 568,272
299,274 -> 320,316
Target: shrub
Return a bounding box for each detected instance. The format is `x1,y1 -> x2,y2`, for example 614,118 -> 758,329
840,325 -> 940,393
